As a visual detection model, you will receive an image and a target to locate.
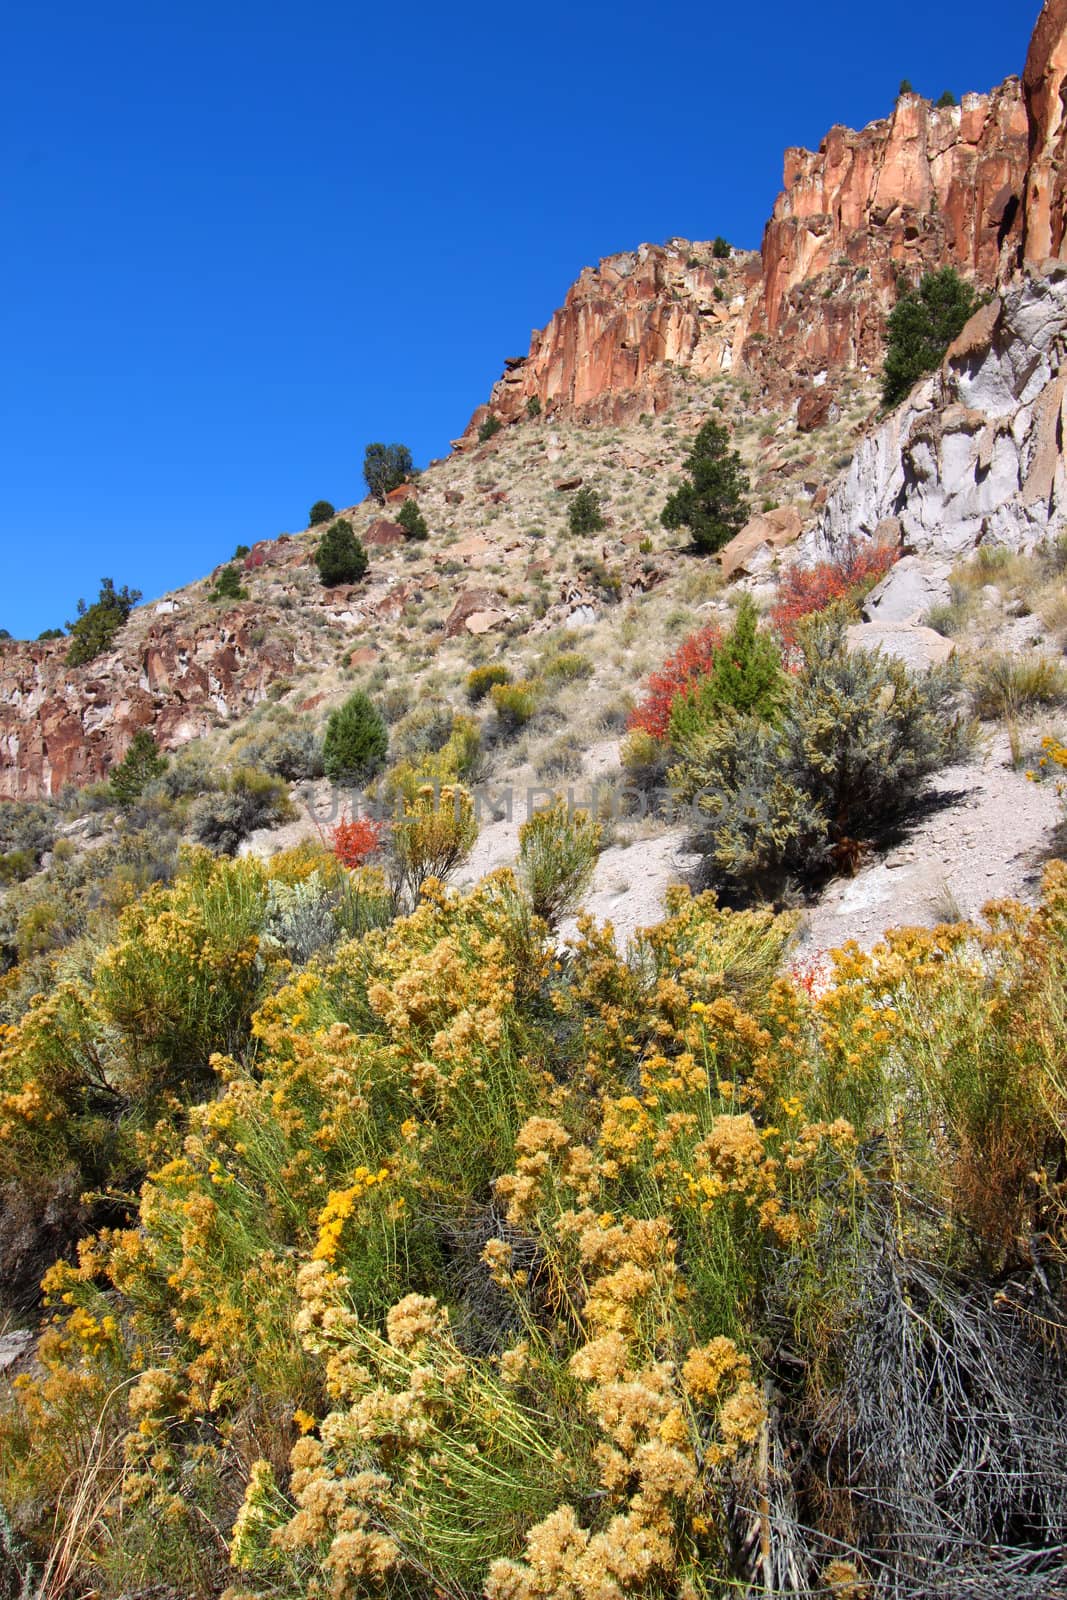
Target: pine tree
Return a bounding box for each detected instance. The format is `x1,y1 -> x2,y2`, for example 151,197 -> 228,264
363,443 -> 413,504
396,500 -> 429,540
660,419 -> 750,554
109,730 -> 169,804
322,692 -> 388,784
668,595 -> 783,746
315,519 -> 368,587
66,578 -> 142,666
882,268 -> 981,408
568,487 -> 605,535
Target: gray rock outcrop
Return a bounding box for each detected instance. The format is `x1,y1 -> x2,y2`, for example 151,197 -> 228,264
810,265 -> 1067,563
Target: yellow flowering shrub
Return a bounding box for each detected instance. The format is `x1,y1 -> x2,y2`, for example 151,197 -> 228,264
0,980 -> 116,1183
230,1264 -> 593,1594
2,843 -> 1066,1600
94,848 -> 275,1091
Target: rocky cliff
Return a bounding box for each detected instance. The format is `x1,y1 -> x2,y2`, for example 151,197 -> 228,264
808,264 -> 1067,562
801,0 -> 1067,567
0,597 -> 300,801
465,66 -> 1032,439
754,82 -> 1028,370
1024,0 -> 1067,263
458,242 -> 761,439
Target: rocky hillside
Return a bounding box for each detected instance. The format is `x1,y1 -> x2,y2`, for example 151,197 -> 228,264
2,0 -> 1067,809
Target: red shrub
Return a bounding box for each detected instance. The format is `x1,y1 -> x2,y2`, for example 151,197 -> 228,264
628,623 -> 723,739
770,542 -> 898,652
332,814 -> 385,868
243,546 -> 268,571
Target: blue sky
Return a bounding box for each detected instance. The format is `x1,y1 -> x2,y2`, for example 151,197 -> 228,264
1,0 -> 1036,638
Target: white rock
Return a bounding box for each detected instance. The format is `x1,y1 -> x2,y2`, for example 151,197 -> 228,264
806,269 -> 1067,567
862,556 -> 951,624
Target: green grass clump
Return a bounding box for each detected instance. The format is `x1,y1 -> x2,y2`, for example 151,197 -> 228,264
518,799 -> 601,925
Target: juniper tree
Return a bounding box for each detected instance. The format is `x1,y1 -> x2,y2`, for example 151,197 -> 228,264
882,268 -> 981,409
661,419 -> 749,554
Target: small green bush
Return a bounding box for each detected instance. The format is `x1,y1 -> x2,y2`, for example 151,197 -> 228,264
620,728 -> 670,797
968,653 -> 1067,720
322,692 -> 388,785
543,651 -> 594,684
379,682 -> 413,724
575,554 -> 622,602
391,699 -> 455,763
478,414 -> 503,443
0,849 -> 35,887
534,733 -> 585,780
65,579 -> 142,667
936,89 -> 957,107
389,785 -> 478,905
109,730 -> 169,805
712,236 -> 731,260
568,486 -> 606,536
518,800 -> 601,925
395,500 -> 429,540
209,564 -> 248,603
233,543 -> 251,559
924,595 -> 974,637
190,768 -> 295,855
309,500 -> 335,526
0,801 -> 56,863
525,395 -> 542,418
491,680 -> 538,734
466,664 -> 511,703
231,710 -> 324,780
674,611 -> 973,898
668,596 -> 784,746
315,519 -> 368,587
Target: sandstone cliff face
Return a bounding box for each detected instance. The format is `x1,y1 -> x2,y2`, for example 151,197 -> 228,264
808,264 -> 1067,561
461,242 -> 760,439
1024,0 -> 1067,263
465,75 -> 1031,440
756,82 -> 1029,370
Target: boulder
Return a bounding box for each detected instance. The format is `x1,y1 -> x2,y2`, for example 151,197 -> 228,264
846,620 -> 955,670
464,610 -> 508,636
444,588 -> 502,638
796,387 -> 834,432
861,556 -> 952,624
717,506 -> 803,578
449,534 -> 492,563
364,519 -> 406,548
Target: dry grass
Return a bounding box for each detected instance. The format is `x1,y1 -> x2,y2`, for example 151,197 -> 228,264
968,651 -> 1067,720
